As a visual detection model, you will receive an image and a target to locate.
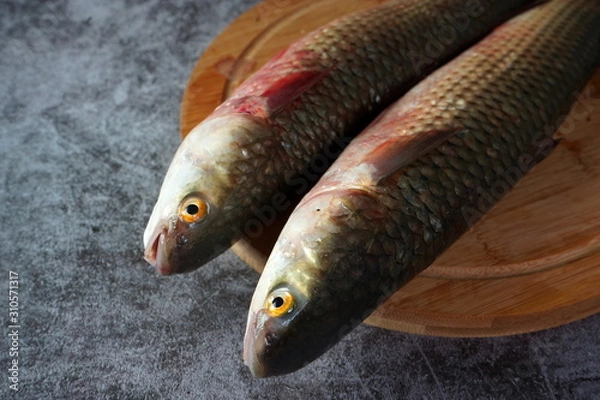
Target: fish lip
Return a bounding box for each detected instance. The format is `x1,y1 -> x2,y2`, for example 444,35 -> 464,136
143,226 -> 173,276
243,309 -> 270,378
244,309 -> 300,378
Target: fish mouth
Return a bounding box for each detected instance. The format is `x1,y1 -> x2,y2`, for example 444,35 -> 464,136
243,309 -> 306,378
143,226 -> 173,276
243,309 -> 270,378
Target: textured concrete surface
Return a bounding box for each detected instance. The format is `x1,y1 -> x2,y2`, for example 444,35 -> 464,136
0,0 -> 598,399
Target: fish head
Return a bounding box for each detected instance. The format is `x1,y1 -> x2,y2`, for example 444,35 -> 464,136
143,114 -> 270,275
243,243 -> 338,377
244,190 -> 390,377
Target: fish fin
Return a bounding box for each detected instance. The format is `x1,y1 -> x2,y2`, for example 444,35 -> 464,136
218,46 -> 335,118
213,66 -> 330,119
368,126 -> 463,183
262,68 -> 329,114
244,48 -> 334,116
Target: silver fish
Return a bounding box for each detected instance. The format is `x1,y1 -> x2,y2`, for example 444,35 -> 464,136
244,0 -> 600,377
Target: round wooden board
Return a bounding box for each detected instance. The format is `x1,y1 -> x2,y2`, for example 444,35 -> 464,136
181,0 -> 600,337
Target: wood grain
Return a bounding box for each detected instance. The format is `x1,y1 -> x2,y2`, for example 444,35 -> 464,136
180,0 -> 600,336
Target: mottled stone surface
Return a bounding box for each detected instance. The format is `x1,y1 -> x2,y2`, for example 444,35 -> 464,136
0,0 -> 598,399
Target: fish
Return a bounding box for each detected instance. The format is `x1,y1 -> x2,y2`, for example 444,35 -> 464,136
143,0 -> 540,275
243,0 -> 600,377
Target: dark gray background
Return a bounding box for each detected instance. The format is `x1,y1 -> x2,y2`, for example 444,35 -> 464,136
1,0 -> 598,399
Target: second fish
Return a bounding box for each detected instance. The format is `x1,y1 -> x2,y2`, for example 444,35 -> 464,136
244,0 -> 600,377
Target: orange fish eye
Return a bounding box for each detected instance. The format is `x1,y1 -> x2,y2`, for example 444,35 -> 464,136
179,196 -> 208,224
266,289 -> 294,317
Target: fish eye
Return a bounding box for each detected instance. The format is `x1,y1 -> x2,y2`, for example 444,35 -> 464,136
266,288 -> 294,317
179,196 -> 209,224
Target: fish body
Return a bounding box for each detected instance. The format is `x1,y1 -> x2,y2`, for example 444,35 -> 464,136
244,0 -> 600,377
143,0 -> 538,275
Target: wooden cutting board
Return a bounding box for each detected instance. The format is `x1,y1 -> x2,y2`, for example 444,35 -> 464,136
180,0 -> 600,337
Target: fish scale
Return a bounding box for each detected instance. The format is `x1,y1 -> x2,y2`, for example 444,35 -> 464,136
144,0 -> 539,274
244,0 -> 600,377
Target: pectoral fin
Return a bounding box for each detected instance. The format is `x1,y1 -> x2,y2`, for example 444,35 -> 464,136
367,126 -> 462,182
